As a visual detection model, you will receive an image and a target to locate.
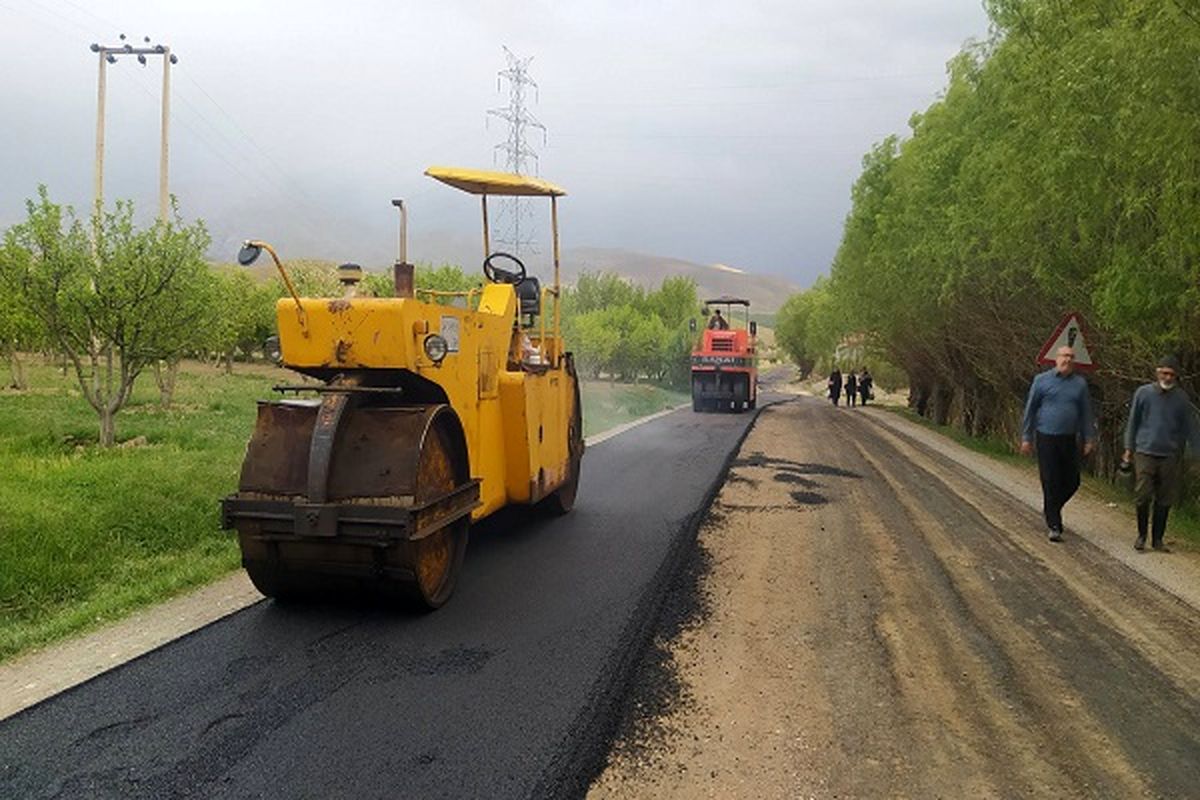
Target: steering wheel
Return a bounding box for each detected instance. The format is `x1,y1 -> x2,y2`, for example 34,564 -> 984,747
483,252 -> 527,285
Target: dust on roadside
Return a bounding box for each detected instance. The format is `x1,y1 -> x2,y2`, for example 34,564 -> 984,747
588,399 -> 1200,799
589,401 -> 880,799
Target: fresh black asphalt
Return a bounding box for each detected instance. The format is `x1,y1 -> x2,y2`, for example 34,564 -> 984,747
0,403 -> 764,800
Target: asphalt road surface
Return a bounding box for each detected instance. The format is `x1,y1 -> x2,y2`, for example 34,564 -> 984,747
0,403 -> 762,800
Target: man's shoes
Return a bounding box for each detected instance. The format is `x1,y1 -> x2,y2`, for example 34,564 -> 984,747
1134,535 -> 1146,551
1152,541 -> 1171,553
1048,528 -> 1063,542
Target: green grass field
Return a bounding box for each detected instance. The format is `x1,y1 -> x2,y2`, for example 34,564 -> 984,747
580,381 -> 688,437
0,360 -> 684,661
0,360 -> 281,661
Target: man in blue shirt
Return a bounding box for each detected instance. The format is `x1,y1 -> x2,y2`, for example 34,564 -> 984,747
1020,346 -> 1096,541
1122,355 -> 1197,552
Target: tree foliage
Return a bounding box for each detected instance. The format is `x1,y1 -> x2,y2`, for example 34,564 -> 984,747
0,276 -> 41,389
782,0 -> 1200,473
0,189 -> 215,445
562,271 -> 699,386
210,267 -> 277,370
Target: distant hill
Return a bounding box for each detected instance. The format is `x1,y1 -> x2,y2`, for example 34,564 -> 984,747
564,248 -> 801,313
213,233 -> 803,313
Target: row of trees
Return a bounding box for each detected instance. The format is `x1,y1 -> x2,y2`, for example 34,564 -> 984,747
777,0 -> 1200,476
357,264 -> 703,386
562,272 -> 699,387
1,188 -> 702,445
0,190 -> 481,446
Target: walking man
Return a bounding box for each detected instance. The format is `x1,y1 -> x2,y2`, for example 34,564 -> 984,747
1020,346 -> 1096,541
858,368 -> 873,405
828,367 -> 842,407
845,370 -> 858,407
1123,356 -> 1197,552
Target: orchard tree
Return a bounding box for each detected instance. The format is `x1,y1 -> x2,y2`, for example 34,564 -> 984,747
568,309 -> 620,379
209,266 -> 276,375
0,284 -> 42,390
0,188 -> 215,446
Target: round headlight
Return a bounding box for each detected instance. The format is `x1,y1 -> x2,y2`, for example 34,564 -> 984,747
423,334 -> 448,363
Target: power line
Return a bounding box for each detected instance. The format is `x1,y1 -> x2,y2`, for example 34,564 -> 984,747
486,46 -> 546,256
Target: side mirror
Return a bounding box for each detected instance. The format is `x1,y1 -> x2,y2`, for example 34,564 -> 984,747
701,305 -> 709,317
689,318 -> 697,333
237,243 -> 263,266
750,321 -> 758,336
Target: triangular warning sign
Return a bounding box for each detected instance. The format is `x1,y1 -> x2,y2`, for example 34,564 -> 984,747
1037,312 -> 1097,371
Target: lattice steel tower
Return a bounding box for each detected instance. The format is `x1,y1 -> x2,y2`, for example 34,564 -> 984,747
487,46 -> 546,255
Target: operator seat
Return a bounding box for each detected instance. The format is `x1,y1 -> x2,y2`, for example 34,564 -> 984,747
517,276 -> 541,326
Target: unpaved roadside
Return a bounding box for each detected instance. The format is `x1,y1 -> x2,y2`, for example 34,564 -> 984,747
589,398 -> 1200,799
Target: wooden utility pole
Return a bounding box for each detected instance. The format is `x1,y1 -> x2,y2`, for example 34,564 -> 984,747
89,35 -> 178,222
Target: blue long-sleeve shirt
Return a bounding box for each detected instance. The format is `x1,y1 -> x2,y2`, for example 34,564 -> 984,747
1021,369 -> 1095,442
1124,383 -> 1199,457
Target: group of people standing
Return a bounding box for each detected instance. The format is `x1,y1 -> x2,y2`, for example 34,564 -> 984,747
1021,346 -> 1197,550
827,367 -> 873,407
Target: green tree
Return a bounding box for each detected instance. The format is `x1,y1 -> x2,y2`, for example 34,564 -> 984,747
569,309 -> 621,379
0,283 -> 42,390
209,267 -> 276,374
775,287 -> 819,378
567,271 -> 643,316
825,0 -> 1200,465
362,263 -> 479,305
0,189 -> 214,446
647,275 -> 699,328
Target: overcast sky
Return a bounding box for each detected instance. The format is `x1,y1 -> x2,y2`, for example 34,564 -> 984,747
0,1 -> 991,285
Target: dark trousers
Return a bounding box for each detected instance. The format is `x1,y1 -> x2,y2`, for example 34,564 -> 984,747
1134,453 -> 1181,545
1036,433 -> 1080,531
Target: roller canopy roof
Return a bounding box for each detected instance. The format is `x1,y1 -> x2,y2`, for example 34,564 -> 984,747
705,296 -> 751,306
424,166 -> 566,197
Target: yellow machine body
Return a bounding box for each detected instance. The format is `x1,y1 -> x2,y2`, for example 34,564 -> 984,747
275,285 -> 575,517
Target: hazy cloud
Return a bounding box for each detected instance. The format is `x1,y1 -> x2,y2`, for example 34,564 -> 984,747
0,1 -> 990,284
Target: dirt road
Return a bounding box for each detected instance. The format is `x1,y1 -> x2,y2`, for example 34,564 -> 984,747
590,398 -> 1200,799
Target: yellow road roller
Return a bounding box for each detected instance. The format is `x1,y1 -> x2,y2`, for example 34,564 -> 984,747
221,167 -> 583,609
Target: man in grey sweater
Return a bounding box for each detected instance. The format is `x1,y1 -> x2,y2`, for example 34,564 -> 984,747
1123,355 -> 1197,552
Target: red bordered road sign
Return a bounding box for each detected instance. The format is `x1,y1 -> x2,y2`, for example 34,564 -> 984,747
1037,312 -> 1097,371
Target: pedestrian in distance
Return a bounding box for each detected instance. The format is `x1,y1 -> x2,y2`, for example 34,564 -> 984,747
1122,355 -> 1198,552
845,370 -> 858,407
858,368 -> 873,405
828,367 -> 842,406
1020,345 -> 1096,542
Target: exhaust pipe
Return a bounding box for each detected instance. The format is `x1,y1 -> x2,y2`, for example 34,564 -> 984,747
391,198 -> 414,298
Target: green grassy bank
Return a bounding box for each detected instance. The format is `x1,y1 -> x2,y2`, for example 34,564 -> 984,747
0,361 -> 280,661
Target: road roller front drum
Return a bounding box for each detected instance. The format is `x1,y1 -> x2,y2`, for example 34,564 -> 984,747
223,396 -> 476,610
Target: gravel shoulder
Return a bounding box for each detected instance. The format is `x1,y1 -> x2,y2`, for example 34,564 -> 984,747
589,398 -> 1200,799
